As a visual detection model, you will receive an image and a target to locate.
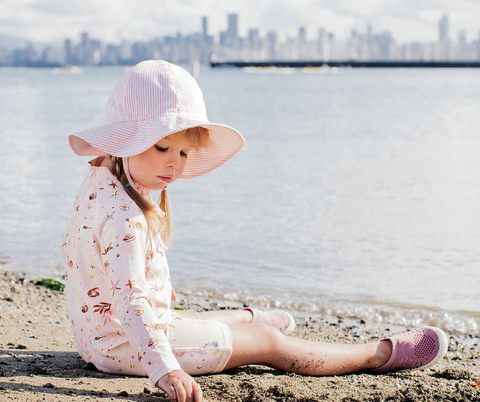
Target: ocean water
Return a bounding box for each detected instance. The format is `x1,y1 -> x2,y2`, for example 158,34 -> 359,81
0,66 -> 479,336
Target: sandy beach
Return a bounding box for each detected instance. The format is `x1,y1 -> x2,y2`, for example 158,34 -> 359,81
1,270 -> 479,402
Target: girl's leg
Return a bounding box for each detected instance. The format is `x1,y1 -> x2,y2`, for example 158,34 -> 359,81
175,309 -> 295,334
224,323 -> 391,376
175,309 -> 253,325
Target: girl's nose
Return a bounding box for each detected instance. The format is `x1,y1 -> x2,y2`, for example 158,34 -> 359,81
167,155 -> 182,169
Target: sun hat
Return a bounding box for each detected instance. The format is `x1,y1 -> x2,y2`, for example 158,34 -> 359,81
68,60 -> 244,179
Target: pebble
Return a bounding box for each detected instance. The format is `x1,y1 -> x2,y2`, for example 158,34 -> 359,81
32,366 -> 46,374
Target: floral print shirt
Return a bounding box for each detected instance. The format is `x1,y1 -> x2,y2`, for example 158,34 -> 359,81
61,165 -> 181,385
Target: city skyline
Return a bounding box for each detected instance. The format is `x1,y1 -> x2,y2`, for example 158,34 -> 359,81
3,12 -> 480,67
1,0 -> 480,47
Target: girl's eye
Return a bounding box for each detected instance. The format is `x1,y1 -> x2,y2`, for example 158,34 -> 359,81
180,151 -> 188,158
155,145 -> 168,152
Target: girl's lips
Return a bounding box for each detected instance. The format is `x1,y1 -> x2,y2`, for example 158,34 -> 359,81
158,176 -> 173,183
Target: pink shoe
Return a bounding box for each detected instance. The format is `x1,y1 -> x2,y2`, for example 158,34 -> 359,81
370,326 -> 448,374
244,308 -> 296,335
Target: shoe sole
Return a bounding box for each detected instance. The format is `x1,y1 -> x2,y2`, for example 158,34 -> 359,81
282,311 -> 296,335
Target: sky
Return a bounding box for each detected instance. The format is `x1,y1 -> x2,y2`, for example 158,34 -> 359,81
1,0 -> 480,46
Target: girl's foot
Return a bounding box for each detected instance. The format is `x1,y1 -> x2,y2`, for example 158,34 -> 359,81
244,308 -> 296,335
369,326 -> 448,374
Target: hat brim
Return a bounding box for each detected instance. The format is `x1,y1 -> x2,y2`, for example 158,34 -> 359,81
68,116 -> 244,179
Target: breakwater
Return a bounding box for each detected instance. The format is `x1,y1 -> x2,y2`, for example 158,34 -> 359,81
211,60 -> 480,68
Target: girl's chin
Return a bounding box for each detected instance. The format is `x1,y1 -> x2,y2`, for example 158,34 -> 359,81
149,184 -> 167,192
136,180 -> 168,192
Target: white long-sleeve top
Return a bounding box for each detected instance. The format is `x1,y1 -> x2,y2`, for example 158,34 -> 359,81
61,165 -> 181,385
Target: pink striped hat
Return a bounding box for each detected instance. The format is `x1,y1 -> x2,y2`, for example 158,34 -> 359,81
68,60 -> 244,179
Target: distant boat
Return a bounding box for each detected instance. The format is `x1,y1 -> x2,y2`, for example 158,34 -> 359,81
53,65 -> 83,74
243,66 -> 296,74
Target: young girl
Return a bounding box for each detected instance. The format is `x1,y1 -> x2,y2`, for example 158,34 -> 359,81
63,60 -> 448,402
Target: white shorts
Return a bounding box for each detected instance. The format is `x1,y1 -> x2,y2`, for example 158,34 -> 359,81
91,316 -> 233,377
168,316 -> 233,375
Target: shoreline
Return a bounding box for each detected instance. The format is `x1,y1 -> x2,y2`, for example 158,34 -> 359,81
1,270 -> 479,401
176,286 -> 480,339
5,265 -> 480,338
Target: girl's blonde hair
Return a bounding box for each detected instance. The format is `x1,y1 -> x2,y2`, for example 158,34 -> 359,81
108,126 -> 211,245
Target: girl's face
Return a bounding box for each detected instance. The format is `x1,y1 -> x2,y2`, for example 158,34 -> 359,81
128,130 -> 193,191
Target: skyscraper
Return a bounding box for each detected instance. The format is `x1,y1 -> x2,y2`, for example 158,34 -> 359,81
248,29 -> 260,50
228,14 -> 238,39
266,31 -> 278,60
438,15 -> 450,60
439,15 -> 449,42
227,14 -> 238,40
64,39 -> 73,64
202,16 -> 208,37
220,14 -> 239,48
298,27 -> 306,42
298,27 -> 307,59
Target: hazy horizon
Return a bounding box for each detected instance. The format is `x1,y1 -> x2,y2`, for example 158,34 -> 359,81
1,0 -> 479,48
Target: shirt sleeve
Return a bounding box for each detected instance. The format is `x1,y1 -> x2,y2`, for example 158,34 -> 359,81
98,204 -> 181,384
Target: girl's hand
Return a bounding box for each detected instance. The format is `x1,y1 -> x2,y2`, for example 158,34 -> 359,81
157,370 -> 202,402
172,288 -> 177,301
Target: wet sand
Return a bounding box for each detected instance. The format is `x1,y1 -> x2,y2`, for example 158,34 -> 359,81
1,270 -> 479,401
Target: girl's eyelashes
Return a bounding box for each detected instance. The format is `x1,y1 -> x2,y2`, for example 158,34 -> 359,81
154,144 -> 188,157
